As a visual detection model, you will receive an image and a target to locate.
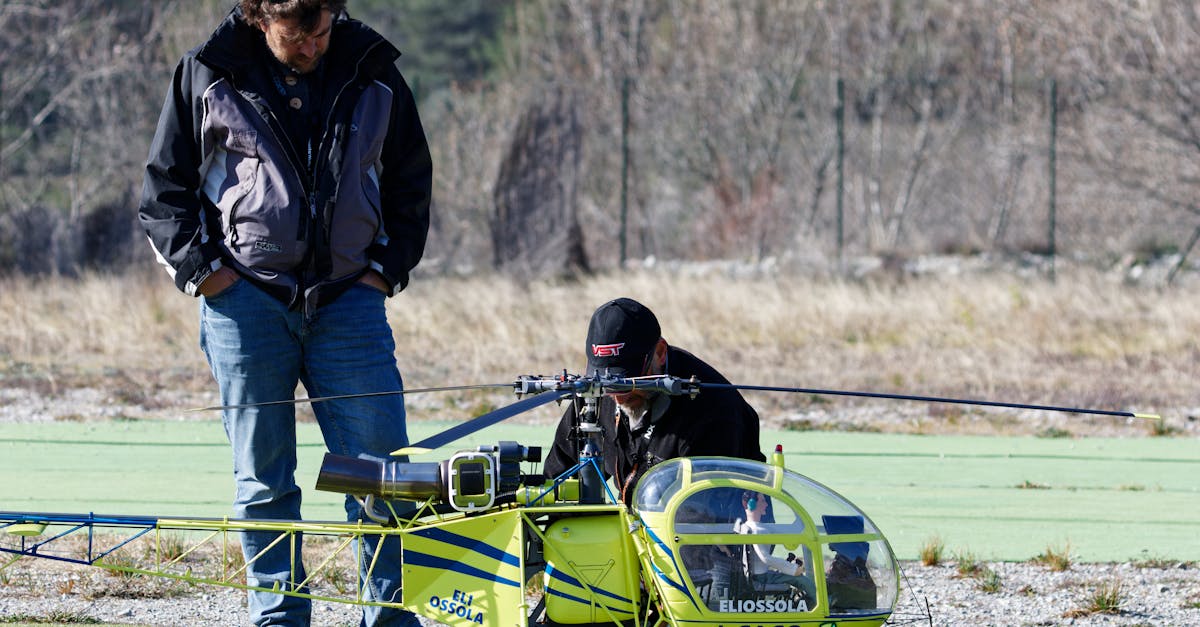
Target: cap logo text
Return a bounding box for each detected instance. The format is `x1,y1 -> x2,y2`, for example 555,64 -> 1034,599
591,342 -> 625,358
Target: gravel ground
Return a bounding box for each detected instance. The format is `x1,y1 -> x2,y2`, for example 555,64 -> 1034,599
1,558 -> 1198,626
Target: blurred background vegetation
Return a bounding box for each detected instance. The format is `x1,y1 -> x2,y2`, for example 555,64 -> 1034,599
1,0 -> 1198,281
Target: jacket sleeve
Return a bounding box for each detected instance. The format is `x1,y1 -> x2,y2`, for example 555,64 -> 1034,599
138,56 -> 222,296
370,66 -> 432,294
542,404 -> 579,480
676,396 -> 764,462
676,416 -> 745,458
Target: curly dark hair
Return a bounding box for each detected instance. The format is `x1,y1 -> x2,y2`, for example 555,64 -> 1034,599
240,0 -> 347,32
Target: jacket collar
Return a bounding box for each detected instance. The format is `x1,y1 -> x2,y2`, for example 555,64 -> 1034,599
196,6 -> 400,85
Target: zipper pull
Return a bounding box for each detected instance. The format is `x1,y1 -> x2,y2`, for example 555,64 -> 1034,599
228,211 -> 239,245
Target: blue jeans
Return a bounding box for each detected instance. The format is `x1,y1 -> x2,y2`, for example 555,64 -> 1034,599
200,279 -> 420,627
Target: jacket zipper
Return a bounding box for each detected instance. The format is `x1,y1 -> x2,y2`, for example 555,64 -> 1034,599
311,39 -> 385,243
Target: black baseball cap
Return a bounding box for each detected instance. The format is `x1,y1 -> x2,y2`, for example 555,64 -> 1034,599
585,298 -> 661,377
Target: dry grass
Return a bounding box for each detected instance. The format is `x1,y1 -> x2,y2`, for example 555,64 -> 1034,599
0,527 -> 363,598
954,549 -> 985,578
919,535 -> 946,566
1033,543 -> 1074,572
1,265 -> 1198,430
1063,578 -> 1126,618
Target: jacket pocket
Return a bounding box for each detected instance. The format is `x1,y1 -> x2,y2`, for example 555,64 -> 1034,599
210,130 -> 260,246
362,168 -> 384,229
327,167 -> 383,279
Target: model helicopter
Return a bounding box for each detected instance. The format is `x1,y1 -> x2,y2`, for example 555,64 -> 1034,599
0,372 -> 1155,626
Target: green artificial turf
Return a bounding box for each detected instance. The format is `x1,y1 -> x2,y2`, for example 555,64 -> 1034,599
2,420 -> 1196,562
770,431 -> 1200,562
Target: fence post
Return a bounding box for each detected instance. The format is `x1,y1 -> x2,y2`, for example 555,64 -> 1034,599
619,75 -> 630,267
0,65 -> 5,183
836,76 -> 845,271
1047,77 -> 1058,282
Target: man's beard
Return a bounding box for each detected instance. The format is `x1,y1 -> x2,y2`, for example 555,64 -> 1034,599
615,392 -> 657,421
279,52 -> 318,74
615,398 -> 645,419
266,41 -> 322,74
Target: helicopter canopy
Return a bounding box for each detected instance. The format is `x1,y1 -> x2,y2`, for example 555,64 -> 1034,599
632,457 -> 899,619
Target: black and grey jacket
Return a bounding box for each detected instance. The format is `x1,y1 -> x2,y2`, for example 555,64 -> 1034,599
138,7 -> 431,312
543,347 -> 766,502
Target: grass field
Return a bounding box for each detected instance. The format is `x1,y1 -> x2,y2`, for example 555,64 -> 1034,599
3,419 -> 1196,563
2,267 -> 1199,429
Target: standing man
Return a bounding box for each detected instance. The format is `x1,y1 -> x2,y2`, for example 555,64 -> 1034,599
543,298 -> 765,503
138,1 -> 430,625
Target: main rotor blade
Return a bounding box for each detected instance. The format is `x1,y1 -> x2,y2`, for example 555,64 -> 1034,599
189,383 -> 513,412
394,390 -> 571,456
700,383 -> 1160,421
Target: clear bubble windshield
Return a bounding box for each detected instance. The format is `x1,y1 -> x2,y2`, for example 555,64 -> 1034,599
634,457 -> 898,617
